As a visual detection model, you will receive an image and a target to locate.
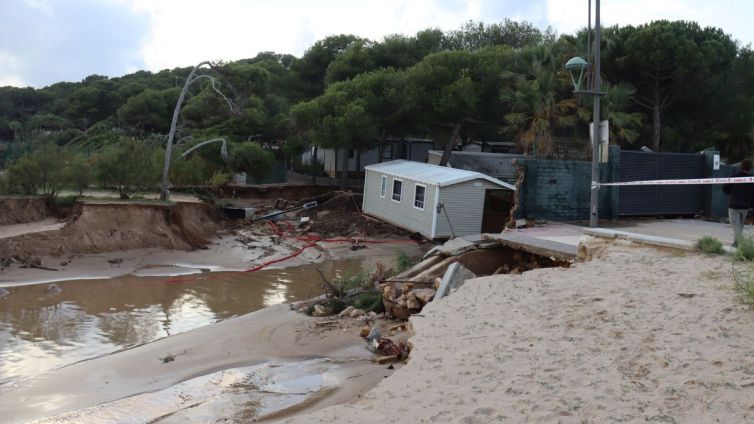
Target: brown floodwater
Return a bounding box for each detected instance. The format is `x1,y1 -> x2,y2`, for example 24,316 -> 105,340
0,257 -> 386,385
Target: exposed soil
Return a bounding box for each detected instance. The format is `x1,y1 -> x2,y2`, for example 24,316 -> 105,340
0,201 -> 218,258
0,197 -> 48,225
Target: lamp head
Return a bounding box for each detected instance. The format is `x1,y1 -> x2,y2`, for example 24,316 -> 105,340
565,56 -> 588,91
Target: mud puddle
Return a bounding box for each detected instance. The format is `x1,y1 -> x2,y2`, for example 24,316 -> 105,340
0,256 -> 392,384
27,357 -> 384,424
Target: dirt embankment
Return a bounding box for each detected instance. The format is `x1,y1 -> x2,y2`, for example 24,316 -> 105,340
0,202 -> 218,258
0,197 -> 48,225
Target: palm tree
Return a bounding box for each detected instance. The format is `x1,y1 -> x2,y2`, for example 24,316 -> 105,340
582,82 -> 644,147
501,64 -> 576,156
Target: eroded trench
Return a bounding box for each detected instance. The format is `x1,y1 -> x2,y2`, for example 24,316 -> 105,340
381,240 -> 573,320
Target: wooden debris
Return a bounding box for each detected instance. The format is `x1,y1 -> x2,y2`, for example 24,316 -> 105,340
373,355 -> 399,364
388,322 -> 409,332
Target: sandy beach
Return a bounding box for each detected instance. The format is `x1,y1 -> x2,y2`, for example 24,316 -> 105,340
284,243 -> 754,423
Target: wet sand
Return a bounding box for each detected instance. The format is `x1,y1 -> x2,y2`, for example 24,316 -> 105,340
0,229 -> 423,287
0,304 -> 392,424
0,217 -> 424,422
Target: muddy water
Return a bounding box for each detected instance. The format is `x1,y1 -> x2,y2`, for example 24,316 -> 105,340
0,257 -> 383,384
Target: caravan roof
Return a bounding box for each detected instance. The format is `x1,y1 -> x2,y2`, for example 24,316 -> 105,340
365,160 -> 515,190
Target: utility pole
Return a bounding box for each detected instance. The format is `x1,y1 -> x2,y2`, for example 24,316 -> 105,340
589,0 -> 601,228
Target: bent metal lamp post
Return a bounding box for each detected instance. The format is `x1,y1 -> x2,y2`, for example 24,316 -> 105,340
565,0 -> 607,228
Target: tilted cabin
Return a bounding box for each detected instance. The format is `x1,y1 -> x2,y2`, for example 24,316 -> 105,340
362,160 -> 516,239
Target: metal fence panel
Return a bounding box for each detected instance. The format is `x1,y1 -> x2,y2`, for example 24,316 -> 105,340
618,150 -> 705,216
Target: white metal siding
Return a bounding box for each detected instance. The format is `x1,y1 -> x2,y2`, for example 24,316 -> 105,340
434,179 -> 500,237
363,169 -> 437,238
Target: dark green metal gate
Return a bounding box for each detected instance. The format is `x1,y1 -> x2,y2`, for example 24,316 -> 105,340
618,151 -> 705,216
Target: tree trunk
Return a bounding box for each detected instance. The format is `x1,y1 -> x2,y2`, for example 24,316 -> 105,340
396,137 -> 407,159
439,122 -> 462,166
310,144 -> 318,185
161,63 -> 208,201
339,148 -> 348,189
377,130 -> 386,163
652,73 -> 661,152
652,104 -> 661,152
355,149 -> 361,173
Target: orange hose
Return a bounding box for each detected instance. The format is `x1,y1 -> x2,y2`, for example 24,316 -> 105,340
165,218 -> 416,284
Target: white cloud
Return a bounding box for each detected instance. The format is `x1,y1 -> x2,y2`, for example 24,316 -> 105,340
0,50 -> 28,87
117,0 -> 486,71
546,0 -> 752,44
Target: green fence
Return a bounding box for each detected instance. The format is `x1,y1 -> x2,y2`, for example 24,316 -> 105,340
245,160 -> 288,184
0,142 -> 33,169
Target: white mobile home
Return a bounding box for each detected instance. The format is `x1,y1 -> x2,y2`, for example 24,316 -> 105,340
300,138 -> 436,177
362,160 -> 516,239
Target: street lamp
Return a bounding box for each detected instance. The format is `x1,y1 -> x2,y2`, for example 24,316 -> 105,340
565,0 -> 606,228
565,57 -> 588,91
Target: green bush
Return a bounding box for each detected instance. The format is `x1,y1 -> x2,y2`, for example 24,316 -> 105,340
396,251 -> 419,273
63,154 -> 91,195
95,139 -> 159,199
170,154 -> 212,188
208,172 -> 231,188
47,195 -> 78,212
738,236 -> 754,261
0,174 -> 8,195
352,292 -> 384,313
6,155 -> 42,195
696,236 -> 724,255
5,145 -> 91,197
229,142 -> 275,182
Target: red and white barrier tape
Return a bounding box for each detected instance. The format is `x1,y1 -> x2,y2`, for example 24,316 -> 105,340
595,176 -> 754,188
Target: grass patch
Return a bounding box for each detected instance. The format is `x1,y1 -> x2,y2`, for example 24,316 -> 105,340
309,267 -> 387,315
737,236 -> 754,261
395,251 -> 419,273
733,264 -> 754,307
696,236 -> 724,255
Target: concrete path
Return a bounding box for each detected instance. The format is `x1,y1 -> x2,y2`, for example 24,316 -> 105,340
506,218 -> 743,251
602,219 -> 740,246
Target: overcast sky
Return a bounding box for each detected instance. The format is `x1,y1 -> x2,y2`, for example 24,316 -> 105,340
1,0 -> 752,88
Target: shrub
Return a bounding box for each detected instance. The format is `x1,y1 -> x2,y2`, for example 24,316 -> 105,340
47,195 -> 78,213
95,139 -> 159,199
229,142 -> 275,182
0,174 -> 8,195
63,154 -> 91,195
170,154 -> 212,188
696,236 -> 724,255
6,155 -> 42,195
208,172 -> 231,189
733,262 -> 754,307
396,251 -> 419,273
738,236 -> 754,261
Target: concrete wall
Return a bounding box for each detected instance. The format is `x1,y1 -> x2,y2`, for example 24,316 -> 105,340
435,179 -> 502,237
362,169 -> 437,238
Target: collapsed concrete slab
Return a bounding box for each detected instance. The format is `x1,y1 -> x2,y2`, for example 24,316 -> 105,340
435,262 -> 477,301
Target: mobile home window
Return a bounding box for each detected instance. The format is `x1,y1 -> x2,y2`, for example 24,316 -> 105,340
414,184 -> 426,210
392,179 -> 402,202
380,175 -> 387,198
